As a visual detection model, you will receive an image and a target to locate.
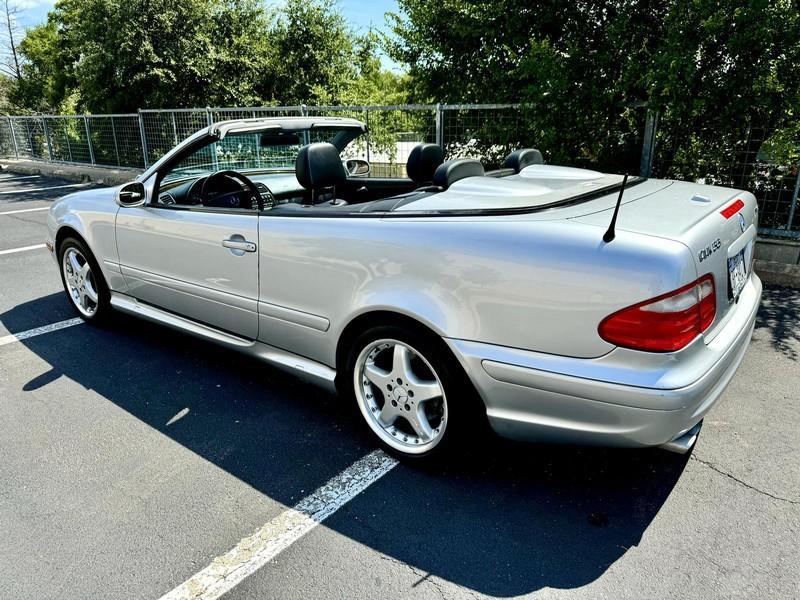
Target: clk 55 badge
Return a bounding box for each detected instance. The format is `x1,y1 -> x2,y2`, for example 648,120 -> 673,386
698,238 -> 722,262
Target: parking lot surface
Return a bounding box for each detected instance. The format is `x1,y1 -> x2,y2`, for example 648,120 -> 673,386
0,171 -> 798,599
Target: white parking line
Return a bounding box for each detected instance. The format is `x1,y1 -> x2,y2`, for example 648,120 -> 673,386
159,450 -> 399,600
0,175 -> 40,182
0,243 -> 47,256
0,183 -> 90,195
0,318 -> 84,347
0,207 -> 50,215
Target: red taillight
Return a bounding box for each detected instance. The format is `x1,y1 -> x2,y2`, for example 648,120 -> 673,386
720,199 -> 745,219
598,275 -> 716,352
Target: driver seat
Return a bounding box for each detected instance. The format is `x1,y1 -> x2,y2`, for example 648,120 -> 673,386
295,142 -> 348,206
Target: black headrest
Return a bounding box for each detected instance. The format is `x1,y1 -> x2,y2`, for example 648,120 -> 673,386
502,148 -> 544,173
432,158 -> 485,189
406,143 -> 444,184
295,143 -> 347,190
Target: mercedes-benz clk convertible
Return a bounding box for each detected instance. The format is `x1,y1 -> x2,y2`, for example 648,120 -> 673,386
46,116 -> 762,460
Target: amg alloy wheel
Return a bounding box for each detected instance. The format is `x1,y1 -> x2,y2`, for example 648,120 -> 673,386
58,237 -> 110,322
353,337 -> 449,456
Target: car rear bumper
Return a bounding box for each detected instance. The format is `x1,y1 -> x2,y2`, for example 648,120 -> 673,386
445,274 -> 762,448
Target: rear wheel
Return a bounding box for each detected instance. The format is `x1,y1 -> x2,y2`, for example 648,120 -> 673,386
58,237 -> 110,323
345,324 -> 482,460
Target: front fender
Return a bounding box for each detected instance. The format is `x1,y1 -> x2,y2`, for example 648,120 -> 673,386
50,187 -> 125,292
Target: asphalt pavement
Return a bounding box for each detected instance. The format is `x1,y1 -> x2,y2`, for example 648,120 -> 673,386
0,171 -> 798,599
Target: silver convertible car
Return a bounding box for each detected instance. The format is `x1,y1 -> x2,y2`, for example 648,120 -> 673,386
46,116 -> 762,460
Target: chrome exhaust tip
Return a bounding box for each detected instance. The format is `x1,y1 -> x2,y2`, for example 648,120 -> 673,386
659,421 -> 703,454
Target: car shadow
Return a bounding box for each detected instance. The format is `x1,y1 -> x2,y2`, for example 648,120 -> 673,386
755,285 -> 800,361
2,293 -> 689,597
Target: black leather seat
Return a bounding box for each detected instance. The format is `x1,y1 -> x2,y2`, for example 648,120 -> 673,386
433,158 -> 485,189
502,148 -> 544,173
295,142 -> 348,205
406,143 -> 444,186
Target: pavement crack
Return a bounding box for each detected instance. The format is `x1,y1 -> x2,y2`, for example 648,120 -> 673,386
377,554 -> 482,600
690,455 -> 799,505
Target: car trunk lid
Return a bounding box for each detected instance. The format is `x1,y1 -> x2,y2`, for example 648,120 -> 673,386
570,180 -> 758,337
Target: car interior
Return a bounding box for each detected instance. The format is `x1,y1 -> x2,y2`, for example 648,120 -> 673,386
155,135 -> 544,215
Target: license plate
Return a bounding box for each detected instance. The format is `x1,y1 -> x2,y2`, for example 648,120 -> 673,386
728,248 -> 748,300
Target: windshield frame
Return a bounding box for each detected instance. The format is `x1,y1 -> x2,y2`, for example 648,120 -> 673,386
138,117 -> 367,183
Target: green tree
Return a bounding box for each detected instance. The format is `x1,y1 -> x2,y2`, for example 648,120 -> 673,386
388,0 -> 800,176
9,0 -> 397,113
344,31 -> 409,106
8,20 -> 67,111
12,0 -> 273,113
264,0 -> 358,104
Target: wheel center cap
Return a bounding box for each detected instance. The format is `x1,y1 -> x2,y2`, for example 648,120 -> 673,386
392,387 -> 407,403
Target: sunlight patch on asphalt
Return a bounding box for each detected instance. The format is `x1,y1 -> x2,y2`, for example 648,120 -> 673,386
165,407 -> 190,426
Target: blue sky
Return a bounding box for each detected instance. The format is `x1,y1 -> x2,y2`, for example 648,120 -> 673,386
13,0 -> 54,28
336,0 -> 400,35
15,0 -> 401,38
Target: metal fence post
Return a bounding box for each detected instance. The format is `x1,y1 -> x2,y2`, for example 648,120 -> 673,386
639,109 -> 659,178
138,109 -> 149,168
435,103 -> 444,148
64,119 -> 73,162
42,118 -> 52,161
364,108 -> 371,164
171,111 -> 179,145
84,116 -> 95,165
206,107 -> 218,170
787,170 -> 800,233
110,116 -> 120,166
24,120 -> 34,157
8,117 -> 18,158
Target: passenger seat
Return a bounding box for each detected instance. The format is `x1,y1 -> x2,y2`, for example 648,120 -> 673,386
486,148 -> 545,178
432,158 -> 485,189
502,148 -> 544,173
406,143 -> 444,187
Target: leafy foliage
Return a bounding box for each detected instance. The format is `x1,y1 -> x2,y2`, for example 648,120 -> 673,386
387,0 -> 800,176
9,0 -> 407,113
266,0 -> 356,105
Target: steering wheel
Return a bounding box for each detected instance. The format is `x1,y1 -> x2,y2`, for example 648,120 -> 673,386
199,170 -> 265,210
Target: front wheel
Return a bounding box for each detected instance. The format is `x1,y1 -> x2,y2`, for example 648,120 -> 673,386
345,325 -> 482,460
58,237 -> 111,322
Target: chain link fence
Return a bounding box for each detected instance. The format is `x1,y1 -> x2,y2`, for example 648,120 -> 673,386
651,123 -> 800,238
0,104 -> 798,237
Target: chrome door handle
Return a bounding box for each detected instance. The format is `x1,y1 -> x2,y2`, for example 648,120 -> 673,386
222,238 -> 257,252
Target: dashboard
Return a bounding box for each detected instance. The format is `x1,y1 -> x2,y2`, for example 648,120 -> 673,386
158,171 -> 307,210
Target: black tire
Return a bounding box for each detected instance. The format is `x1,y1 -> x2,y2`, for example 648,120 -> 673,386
342,323 -> 486,462
57,236 -> 111,323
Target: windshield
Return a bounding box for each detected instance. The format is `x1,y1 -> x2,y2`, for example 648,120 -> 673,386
163,126 -> 363,183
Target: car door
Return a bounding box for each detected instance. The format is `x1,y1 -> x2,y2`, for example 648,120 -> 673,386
115,202 -> 260,340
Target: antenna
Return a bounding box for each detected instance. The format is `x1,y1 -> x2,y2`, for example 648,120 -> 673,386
603,173 -> 629,243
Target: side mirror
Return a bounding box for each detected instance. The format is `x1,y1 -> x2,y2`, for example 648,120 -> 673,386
345,159 -> 371,177
115,181 -> 146,207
